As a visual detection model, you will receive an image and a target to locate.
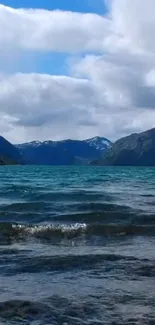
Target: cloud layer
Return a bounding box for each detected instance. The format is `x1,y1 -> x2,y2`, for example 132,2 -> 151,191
0,4 -> 109,53
1,0 -> 155,143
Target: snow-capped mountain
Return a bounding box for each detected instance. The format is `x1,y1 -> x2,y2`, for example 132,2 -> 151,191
15,137 -> 112,165
16,141 -> 42,149
16,137 -> 112,151
85,136 -> 112,151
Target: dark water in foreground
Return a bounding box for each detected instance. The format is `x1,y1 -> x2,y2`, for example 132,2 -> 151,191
0,166 -> 155,325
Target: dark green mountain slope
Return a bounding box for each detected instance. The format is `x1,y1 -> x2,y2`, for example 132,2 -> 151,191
94,128 -> 155,166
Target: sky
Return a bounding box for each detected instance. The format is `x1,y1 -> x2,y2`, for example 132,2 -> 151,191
0,0 -> 155,143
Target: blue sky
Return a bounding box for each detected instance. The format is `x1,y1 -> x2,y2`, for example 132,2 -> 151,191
2,0 -> 107,14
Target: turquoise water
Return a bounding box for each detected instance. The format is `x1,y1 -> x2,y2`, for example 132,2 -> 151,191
0,166 -> 155,324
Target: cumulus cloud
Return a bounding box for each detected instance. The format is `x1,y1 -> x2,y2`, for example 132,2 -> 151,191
1,1 -> 155,142
1,1 -> 155,55
110,0 -> 155,54
1,70 -> 155,144
0,73 -> 98,125
71,52 -> 155,110
0,5 -> 109,53
0,73 -> 102,142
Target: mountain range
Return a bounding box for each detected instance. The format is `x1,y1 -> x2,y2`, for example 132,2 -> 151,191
1,128 -> 155,166
0,136 -> 112,165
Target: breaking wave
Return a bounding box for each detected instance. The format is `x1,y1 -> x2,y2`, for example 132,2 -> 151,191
0,221 -> 155,243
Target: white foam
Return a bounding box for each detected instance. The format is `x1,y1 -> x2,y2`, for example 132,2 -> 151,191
12,223 -> 87,235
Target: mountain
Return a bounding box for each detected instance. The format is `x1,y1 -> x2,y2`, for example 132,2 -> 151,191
85,136 -> 112,151
0,157 -> 19,165
93,128 -> 155,166
16,137 -> 111,165
0,136 -> 22,165
2,128 -> 155,166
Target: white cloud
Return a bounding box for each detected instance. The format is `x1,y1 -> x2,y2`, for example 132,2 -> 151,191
1,1 -> 155,142
71,52 -> 155,110
0,5 -> 109,53
110,0 -> 155,54
0,73 -> 101,142
1,70 -> 155,144
0,1 -> 154,55
0,73 -> 98,124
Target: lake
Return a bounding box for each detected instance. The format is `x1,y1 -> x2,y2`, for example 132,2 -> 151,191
0,166 -> 155,324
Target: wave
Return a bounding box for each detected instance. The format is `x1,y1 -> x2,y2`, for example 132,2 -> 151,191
32,190 -> 107,202
4,253 -> 137,275
0,188 -> 108,202
0,295 -> 103,323
54,205 -> 137,223
0,201 -> 139,226
0,299 -> 51,322
0,222 -> 155,244
1,249 -> 154,278
0,201 -> 124,214
0,295 -> 154,325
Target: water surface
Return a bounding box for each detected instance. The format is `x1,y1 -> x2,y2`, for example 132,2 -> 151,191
0,166 -> 155,324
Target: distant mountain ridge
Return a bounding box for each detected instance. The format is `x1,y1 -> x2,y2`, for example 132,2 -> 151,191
2,128 -> 155,166
16,136 -> 112,150
15,136 -> 112,165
